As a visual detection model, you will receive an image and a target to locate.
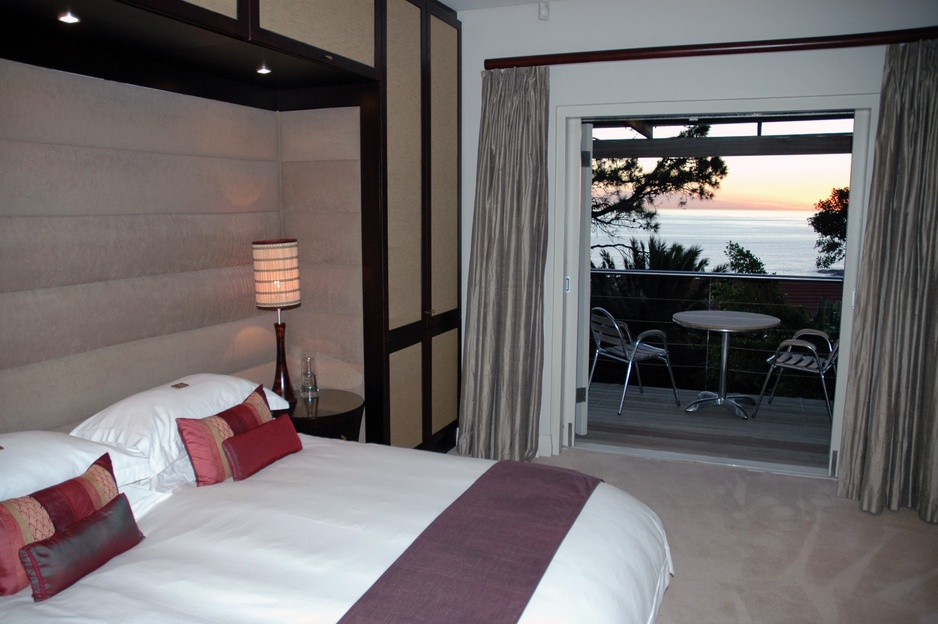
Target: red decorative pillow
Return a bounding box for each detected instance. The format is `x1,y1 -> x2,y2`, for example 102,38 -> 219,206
0,453 -> 118,595
223,416 -> 302,481
19,493 -> 144,601
176,385 -> 274,486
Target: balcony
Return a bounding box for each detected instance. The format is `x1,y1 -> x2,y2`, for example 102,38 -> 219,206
583,269 -> 841,471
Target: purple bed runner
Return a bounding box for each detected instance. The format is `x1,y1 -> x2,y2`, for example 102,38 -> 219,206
337,460 -> 602,624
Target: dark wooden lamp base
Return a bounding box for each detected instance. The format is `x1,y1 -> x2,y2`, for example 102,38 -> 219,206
272,321 -> 296,416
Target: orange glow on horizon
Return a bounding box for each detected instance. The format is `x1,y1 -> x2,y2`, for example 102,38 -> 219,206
650,153 -> 852,211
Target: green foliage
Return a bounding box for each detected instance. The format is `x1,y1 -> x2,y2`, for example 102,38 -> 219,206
710,242 -> 774,310
591,125 -> 729,240
812,297 -> 842,336
712,241 -> 767,275
808,187 -> 849,269
709,242 -> 805,318
592,237 -> 711,323
592,237 -> 711,272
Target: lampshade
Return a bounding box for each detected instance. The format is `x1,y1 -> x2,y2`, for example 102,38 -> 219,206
252,238 -> 301,309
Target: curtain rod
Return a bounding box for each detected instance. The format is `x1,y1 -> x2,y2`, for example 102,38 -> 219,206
484,25 -> 938,70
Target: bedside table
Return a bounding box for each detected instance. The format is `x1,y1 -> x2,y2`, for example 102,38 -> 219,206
287,389 -> 364,441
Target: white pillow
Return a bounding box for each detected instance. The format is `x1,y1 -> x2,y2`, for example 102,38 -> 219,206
145,454 -> 197,492
121,484 -> 171,520
70,374 -> 288,476
0,430 -> 152,499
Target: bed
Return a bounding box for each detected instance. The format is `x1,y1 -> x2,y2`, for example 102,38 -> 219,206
0,375 -> 672,623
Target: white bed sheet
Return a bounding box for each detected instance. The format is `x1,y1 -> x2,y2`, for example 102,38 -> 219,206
0,436 -> 672,624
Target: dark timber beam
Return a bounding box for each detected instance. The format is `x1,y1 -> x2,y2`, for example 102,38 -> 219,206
592,133 -> 853,159
484,25 -> 938,70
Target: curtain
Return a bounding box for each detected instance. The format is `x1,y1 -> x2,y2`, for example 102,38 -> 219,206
837,39 -> 938,523
457,66 -> 550,461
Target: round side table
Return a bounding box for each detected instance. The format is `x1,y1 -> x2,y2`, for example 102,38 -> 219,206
287,389 -> 364,441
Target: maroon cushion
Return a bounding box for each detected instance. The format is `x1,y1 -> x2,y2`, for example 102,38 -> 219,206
18,494 -> 144,601
223,416 -> 302,481
176,385 -> 274,486
0,453 -> 118,595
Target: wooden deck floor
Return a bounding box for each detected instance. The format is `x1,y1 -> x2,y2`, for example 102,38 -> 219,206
581,382 -> 832,470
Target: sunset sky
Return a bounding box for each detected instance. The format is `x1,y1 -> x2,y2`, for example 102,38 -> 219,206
596,118 -> 854,212
690,153 -> 853,211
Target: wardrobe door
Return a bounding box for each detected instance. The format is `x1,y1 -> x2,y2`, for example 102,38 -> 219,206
368,0 -> 460,448
427,11 -> 460,441
257,0 -> 376,68
384,0 -> 425,447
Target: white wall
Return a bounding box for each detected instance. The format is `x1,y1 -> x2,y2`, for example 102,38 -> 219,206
456,0 -> 938,457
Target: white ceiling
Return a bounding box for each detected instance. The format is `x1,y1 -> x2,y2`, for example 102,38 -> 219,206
439,0 -> 539,11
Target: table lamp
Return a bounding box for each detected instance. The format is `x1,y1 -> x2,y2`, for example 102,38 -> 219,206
252,238 -> 301,413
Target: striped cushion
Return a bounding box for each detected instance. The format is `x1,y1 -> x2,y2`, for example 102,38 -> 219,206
0,453 -> 118,595
176,385 -> 274,486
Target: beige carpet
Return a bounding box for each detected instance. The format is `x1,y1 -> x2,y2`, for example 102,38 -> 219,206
534,448 -> 938,624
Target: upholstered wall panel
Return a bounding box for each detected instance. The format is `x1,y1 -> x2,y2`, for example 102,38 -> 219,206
280,108 -> 364,404
0,61 -> 277,160
0,141 -> 279,218
277,107 -> 361,161
0,60 -> 366,434
280,160 -> 360,215
0,318 -> 274,432
0,59 -> 283,433
0,267 -> 254,369
0,213 -> 278,292
258,0 -> 375,68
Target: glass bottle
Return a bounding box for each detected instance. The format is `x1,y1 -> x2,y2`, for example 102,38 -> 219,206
300,356 -> 318,401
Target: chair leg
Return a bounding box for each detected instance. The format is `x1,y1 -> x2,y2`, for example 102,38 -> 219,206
588,350 -> 600,389
751,364 -> 777,420
767,367 -> 785,405
819,373 -> 833,422
618,361 -> 635,415
664,356 -> 680,406
633,362 -> 644,394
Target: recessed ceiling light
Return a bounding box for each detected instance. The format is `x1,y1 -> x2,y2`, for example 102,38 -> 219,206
58,11 -> 80,24
257,65 -> 271,75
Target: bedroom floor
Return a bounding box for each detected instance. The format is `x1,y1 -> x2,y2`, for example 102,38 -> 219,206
533,448 -> 937,624
580,382 -> 832,471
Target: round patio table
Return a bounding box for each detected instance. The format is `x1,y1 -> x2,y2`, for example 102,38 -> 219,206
673,310 -> 780,419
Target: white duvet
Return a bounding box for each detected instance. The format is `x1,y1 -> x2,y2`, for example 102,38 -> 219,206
0,437 -> 672,623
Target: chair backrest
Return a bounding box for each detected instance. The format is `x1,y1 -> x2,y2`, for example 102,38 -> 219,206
800,329 -> 838,372
792,328 -> 831,346
590,307 -> 631,351
825,340 -> 840,372
781,329 -> 839,373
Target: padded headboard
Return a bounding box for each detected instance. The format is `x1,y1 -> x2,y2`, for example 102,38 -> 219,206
0,59 -> 364,434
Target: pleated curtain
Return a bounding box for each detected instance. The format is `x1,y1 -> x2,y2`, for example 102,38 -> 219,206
457,66 -> 550,461
837,39 -> 938,523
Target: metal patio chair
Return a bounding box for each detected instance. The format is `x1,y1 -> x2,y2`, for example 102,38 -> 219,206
751,328 -> 839,421
587,307 -> 680,415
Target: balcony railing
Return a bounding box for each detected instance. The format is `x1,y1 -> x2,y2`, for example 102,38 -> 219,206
589,269 -> 844,399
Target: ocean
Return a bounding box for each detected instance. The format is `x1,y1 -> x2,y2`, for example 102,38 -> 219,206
591,208 -> 844,277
